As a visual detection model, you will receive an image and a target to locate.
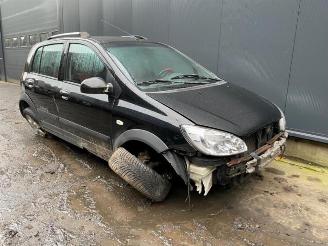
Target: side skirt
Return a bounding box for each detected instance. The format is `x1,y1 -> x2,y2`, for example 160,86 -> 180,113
41,121 -> 112,161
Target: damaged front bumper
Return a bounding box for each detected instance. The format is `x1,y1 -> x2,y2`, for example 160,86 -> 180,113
187,131 -> 288,195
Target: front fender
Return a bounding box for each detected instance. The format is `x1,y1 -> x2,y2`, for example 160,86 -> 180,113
113,129 -> 188,183
113,129 -> 168,153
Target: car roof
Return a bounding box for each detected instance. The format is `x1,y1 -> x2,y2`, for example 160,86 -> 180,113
90,36 -> 148,44
44,32 -> 156,46
35,33 -> 167,52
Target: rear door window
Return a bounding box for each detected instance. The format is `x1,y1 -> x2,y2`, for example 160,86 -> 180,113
66,43 -> 107,84
39,44 -> 64,78
31,47 -> 43,73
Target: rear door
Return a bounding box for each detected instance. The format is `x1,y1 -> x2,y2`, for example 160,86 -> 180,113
56,41 -> 115,159
23,43 -> 64,127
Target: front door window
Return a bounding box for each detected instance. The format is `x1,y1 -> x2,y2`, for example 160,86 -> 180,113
66,44 -> 107,84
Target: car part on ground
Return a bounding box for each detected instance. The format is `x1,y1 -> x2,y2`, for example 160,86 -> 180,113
108,147 -> 171,202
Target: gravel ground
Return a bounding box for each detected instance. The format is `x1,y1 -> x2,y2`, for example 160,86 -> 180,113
0,81 -> 328,246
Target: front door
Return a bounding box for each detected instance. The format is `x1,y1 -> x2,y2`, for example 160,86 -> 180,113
56,42 -> 114,159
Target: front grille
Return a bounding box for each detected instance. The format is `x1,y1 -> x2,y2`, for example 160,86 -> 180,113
243,122 -> 279,153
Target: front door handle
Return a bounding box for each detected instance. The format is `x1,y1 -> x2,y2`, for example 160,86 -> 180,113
25,78 -> 35,89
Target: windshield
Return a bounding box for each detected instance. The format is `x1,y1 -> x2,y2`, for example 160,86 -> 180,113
105,42 -> 220,92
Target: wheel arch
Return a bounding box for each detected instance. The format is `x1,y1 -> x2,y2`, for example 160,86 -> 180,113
19,100 -> 30,115
113,129 -> 168,153
19,93 -> 37,116
113,129 -> 188,183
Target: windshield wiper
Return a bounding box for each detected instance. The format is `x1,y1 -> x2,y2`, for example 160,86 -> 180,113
136,75 -> 220,86
136,79 -> 173,86
170,74 -> 221,82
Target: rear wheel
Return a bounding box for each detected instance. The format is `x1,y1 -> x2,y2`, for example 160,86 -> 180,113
108,147 -> 171,202
23,108 -> 47,137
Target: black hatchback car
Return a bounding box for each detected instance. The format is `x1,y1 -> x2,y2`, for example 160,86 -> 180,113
20,32 -> 287,201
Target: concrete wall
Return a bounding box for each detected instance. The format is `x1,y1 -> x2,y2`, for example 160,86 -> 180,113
286,137 -> 328,168
1,0 -> 328,143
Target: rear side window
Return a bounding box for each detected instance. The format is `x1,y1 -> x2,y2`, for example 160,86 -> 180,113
31,47 -> 43,73
39,44 -> 64,78
66,44 -> 107,84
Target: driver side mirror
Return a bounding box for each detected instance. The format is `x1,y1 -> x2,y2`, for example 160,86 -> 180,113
80,77 -> 113,94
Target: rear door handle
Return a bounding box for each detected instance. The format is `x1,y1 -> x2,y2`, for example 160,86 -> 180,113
60,89 -> 70,100
25,78 -> 35,88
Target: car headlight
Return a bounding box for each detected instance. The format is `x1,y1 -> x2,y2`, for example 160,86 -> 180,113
181,125 -> 248,156
276,107 -> 286,131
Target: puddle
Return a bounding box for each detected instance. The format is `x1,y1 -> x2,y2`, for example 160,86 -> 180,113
265,167 -> 285,175
307,176 -> 322,183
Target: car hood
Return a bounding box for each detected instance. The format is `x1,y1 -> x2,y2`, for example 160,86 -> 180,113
147,82 -> 281,137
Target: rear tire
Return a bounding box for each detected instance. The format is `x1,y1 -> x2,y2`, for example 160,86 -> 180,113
22,108 -> 47,137
108,147 -> 171,202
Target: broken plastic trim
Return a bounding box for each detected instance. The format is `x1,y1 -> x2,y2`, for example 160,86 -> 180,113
227,131 -> 288,167
244,134 -> 288,173
185,132 -> 287,196
186,159 -> 215,196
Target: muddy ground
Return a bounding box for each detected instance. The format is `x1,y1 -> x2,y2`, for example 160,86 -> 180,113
0,81 -> 328,246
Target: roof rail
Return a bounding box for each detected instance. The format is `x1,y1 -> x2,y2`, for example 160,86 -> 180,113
48,32 -> 90,40
121,35 -> 147,40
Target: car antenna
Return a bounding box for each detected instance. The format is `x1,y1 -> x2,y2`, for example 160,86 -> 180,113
100,19 -> 147,40
100,18 -> 134,36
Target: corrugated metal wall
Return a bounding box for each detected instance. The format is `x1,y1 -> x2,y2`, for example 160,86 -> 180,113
1,0 -> 58,81
285,0 -> 328,142
1,0 -> 328,143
